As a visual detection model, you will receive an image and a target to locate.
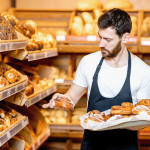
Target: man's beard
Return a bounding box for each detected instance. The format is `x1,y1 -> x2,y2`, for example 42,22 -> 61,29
101,40 -> 122,58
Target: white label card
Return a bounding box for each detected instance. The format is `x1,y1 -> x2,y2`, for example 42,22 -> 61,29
55,78 -> 64,83
87,35 -> 97,41
141,41 -> 150,46
56,35 -> 66,41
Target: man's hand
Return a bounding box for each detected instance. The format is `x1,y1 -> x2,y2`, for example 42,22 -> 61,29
42,93 -> 64,108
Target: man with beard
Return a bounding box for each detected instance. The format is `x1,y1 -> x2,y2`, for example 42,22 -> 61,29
43,8 -> 150,150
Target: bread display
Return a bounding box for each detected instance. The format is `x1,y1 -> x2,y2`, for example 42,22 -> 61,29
54,96 -> 74,111
40,108 -> 68,124
76,0 -> 103,11
103,0 -> 133,9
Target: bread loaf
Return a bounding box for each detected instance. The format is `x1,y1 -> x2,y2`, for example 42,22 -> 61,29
93,8 -> 103,20
83,23 -> 94,35
77,0 -> 103,11
142,24 -> 149,37
71,22 -> 83,35
81,12 -> 94,24
73,16 -> 84,26
104,0 -> 133,9
130,22 -> 137,36
130,16 -> 137,24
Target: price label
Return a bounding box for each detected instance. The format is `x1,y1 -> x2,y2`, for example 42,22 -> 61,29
56,35 -> 66,41
55,78 -> 64,83
87,35 -> 97,41
141,41 -> 150,46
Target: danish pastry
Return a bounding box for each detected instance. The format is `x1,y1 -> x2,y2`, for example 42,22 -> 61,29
54,96 -> 74,111
0,77 -> 9,88
85,110 -> 105,123
136,99 -> 150,106
132,105 -> 150,115
110,105 -> 133,115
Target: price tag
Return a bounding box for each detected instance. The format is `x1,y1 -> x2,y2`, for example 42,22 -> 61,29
56,35 -> 65,41
87,35 -> 97,41
141,41 -> 150,46
55,78 -> 64,83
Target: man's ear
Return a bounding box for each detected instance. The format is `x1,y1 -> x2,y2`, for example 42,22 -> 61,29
122,33 -> 130,44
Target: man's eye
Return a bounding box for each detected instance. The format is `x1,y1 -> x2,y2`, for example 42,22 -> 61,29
107,39 -> 111,42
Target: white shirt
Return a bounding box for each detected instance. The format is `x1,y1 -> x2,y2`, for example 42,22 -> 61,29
73,51 -> 150,105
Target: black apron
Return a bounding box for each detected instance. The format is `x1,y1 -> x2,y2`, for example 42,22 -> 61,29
81,51 -> 139,150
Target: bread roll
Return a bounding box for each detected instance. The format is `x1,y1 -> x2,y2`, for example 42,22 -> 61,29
130,16 -> 137,24
142,24 -> 149,37
71,22 -> 83,35
25,20 -> 37,30
81,12 -> 94,24
83,23 -> 94,35
59,69 -> 67,78
143,17 -> 150,26
77,0 -> 103,11
56,117 -> 67,124
130,22 -> 137,36
73,16 -> 84,26
93,8 -> 103,20
104,0 -> 133,9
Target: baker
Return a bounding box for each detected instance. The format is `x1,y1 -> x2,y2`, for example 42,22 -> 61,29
43,8 -> 150,150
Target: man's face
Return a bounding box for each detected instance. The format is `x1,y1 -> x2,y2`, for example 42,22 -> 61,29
98,27 -> 122,58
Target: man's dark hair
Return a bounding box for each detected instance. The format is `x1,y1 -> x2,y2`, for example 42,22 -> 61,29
98,8 -> 132,37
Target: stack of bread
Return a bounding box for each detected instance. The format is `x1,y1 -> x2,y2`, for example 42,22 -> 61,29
71,9 -> 103,36
141,17 -> 150,37
40,108 -> 68,124
0,104 -> 18,132
85,100 -> 150,123
0,66 -> 21,89
0,14 -> 18,40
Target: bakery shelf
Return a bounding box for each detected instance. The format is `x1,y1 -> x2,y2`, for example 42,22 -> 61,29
27,129 -> 50,150
25,83 -> 57,107
5,83 -> 57,107
55,78 -> 73,85
0,113 -> 29,146
0,31 -> 27,52
2,48 -> 58,61
0,79 -> 27,101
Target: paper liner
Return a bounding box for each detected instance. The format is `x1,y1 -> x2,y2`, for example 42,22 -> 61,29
79,110 -> 150,131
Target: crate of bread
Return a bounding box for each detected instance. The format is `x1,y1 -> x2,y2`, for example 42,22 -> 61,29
79,100 -> 150,131
0,103 -> 28,146
0,62 -> 27,100
0,12 -> 27,52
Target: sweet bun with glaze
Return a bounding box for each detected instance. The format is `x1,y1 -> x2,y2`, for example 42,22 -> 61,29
54,96 -> 74,111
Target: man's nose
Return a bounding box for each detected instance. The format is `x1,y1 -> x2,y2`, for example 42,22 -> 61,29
99,39 -> 106,48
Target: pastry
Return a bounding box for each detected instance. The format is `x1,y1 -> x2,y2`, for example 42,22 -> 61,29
136,99 -> 150,106
54,96 -> 74,111
93,8 -> 103,20
0,66 -> 7,76
110,105 -> 133,115
0,77 -> 8,88
25,84 -> 34,96
132,105 -> 150,115
77,0 -> 103,11
85,110 -> 105,123
104,114 -> 112,121
4,68 -> 21,83
25,20 -> 37,30
0,108 -> 5,118
0,104 -> 17,117
103,0 -> 133,9
31,74 -> 41,84
10,117 -> 18,124
121,102 -> 134,108
71,22 -> 83,36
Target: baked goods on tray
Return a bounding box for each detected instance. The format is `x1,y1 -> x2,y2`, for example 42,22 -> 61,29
54,96 -> 74,111
84,100 -> 150,123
